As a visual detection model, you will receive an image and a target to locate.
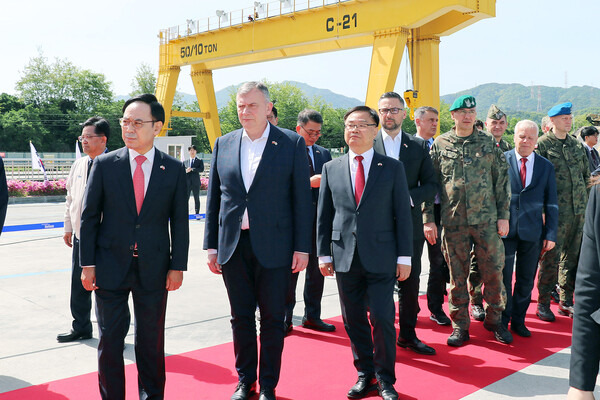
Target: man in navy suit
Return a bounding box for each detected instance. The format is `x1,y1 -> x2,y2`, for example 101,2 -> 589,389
503,119 -> 558,337
285,109 -> 335,334
373,92 -> 438,356
203,82 -> 312,400
318,106 -> 413,400
185,144 -> 204,215
0,155 -> 7,237
80,94 -> 190,400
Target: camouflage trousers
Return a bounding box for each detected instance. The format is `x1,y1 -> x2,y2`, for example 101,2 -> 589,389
468,251 -> 483,305
537,213 -> 584,305
442,223 -> 507,330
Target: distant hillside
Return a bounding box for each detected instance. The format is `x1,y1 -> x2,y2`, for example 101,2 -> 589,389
441,83 -> 600,115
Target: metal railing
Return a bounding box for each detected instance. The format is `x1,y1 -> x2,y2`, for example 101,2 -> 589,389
3,159 -> 73,181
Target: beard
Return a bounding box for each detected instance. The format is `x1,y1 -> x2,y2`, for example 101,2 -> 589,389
383,119 -> 401,131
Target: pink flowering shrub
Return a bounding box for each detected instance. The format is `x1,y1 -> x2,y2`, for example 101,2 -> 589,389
7,180 -> 67,197
200,177 -> 209,190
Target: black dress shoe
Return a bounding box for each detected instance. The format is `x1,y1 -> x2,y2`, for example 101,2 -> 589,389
302,317 -> 335,332
511,324 -> 531,337
551,286 -> 560,304
56,329 -> 92,343
447,328 -> 469,347
397,337 -> 436,355
558,301 -> 574,318
347,375 -> 377,399
536,303 -> 556,322
470,304 -> 485,321
284,322 -> 293,336
430,311 -> 451,326
377,380 -> 399,400
258,388 -> 276,400
231,381 -> 256,400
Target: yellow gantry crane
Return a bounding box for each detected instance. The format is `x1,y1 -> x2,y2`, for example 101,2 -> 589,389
156,0 -> 495,149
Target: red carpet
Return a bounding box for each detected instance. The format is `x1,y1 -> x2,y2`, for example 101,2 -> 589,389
0,296 -> 572,400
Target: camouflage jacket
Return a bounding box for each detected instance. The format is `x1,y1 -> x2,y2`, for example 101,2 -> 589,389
496,138 -> 513,152
535,131 -> 590,215
423,128 -> 510,227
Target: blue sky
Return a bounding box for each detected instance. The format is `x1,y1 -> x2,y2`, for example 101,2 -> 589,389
1,0 -> 598,101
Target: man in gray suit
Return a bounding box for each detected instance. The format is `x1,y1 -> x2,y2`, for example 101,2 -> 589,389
318,106 -> 413,400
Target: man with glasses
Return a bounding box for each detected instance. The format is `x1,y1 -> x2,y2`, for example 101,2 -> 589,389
535,102 -> 589,320
318,106 -> 412,400
80,94 -> 189,399
373,92 -> 438,356
285,109 -> 334,335
57,117 -> 109,343
424,95 -> 512,346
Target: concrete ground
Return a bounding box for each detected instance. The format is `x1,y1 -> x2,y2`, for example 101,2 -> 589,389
0,198 -> 597,399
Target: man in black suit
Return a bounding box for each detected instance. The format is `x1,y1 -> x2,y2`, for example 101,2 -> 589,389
373,92 -> 438,356
0,155 -> 7,237
502,120 -> 558,337
203,82 -> 312,400
185,144 -> 204,215
285,109 -> 335,334
318,106 -> 413,400
80,94 -> 190,400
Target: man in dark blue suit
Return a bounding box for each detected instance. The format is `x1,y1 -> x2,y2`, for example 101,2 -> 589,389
0,155 -> 7,237
80,94 -> 190,400
184,144 -> 204,215
373,92 -> 438,356
203,82 -> 312,400
284,109 -> 335,334
318,106 -> 413,400
503,119 -> 558,337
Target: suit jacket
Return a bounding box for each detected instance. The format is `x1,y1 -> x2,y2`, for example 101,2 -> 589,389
0,156 -> 7,236
317,151 -> 413,273
80,147 -> 190,291
309,144 -> 332,207
584,145 -> 600,174
504,150 -> 558,243
203,124 -> 313,268
185,157 -> 204,186
373,130 -> 437,240
64,155 -> 91,238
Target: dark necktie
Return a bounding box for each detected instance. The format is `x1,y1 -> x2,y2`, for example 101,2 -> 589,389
520,158 -> 527,188
306,147 -> 315,176
355,155 -> 365,205
592,148 -> 600,167
86,158 -> 93,179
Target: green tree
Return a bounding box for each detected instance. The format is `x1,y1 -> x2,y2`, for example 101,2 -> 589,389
130,63 -> 157,96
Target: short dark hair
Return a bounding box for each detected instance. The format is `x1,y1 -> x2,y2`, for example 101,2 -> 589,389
297,109 -> 323,126
122,93 -> 165,123
581,126 -> 599,139
270,105 -> 278,118
82,116 -> 110,140
379,92 -> 405,107
344,106 -> 379,126
188,145 -> 197,151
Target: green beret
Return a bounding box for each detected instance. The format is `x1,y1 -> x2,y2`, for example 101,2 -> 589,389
487,104 -> 506,120
450,95 -> 476,111
586,114 -> 600,126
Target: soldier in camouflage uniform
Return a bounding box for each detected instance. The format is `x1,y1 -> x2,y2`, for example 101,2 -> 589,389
468,104 -> 513,321
535,102 -> 590,320
424,95 -> 512,347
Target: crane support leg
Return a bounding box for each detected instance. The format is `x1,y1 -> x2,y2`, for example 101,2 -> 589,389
190,66 -> 222,149
365,29 -> 409,110
408,35 -> 441,120
156,65 -> 181,136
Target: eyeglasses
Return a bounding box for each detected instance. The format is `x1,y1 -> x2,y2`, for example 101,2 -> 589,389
378,108 -> 403,115
344,123 -> 377,130
119,118 -> 156,129
78,135 -> 102,142
300,126 -> 321,137
455,109 -> 477,115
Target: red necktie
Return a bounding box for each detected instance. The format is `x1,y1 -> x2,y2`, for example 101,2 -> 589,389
520,158 -> 527,188
134,155 -> 146,214
355,155 -> 365,205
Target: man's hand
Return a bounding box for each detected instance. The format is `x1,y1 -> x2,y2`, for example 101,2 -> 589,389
81,267 -> 97,291
186,167 -> 192,173
292,252 -> 308,273
497,219 -> 509,237
567,387 -> 595,400
423,222 -> 437,245
207,253 -> 222,274
63,232 -> 73,248
166,270 -> 184,291
542,240 -> 556,253
319,262 -> 334,277
310,174 -> 322,188
396,264 -> 411,281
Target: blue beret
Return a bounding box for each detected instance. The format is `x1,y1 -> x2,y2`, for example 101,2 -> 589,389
449,95 -> 476,111
548,102 -> 572,117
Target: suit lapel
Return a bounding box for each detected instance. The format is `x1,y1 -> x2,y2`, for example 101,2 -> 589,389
338,154 -> 355,207
358,152 -> 384,208
141,149 -> 165,216
373,131 -> 386,156
399,131 -> 410,162
114,147 -> 137,215
528,153 -> 543,191
249,126 -> 281,193
507,151 -> 522,190
228,130 -> 246,192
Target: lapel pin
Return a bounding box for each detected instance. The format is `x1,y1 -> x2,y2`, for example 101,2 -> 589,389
272,141 -> 278,146
377,163 -> 383,166
316,150 -> 321,154
403,143 -> 408,148
160,165 -> 165,170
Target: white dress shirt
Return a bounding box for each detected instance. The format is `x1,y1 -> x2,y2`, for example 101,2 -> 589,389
240,123 -> 270,229
515,151 -> 535,188
128,147 -> 155,196
381,129 -> 402,160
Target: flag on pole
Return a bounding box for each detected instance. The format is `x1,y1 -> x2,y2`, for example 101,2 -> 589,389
30,141 -> 48,181
180,145 -> 186,163
75,141 -> 82,159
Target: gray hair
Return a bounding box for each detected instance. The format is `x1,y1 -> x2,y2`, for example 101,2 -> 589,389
414,106 -> 439,121
515,119 -> 539,136
541,116 -> 550,131
237,81 -> 270,102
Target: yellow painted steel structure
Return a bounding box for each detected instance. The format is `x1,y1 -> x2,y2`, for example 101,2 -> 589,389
156,0 -> 495,148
